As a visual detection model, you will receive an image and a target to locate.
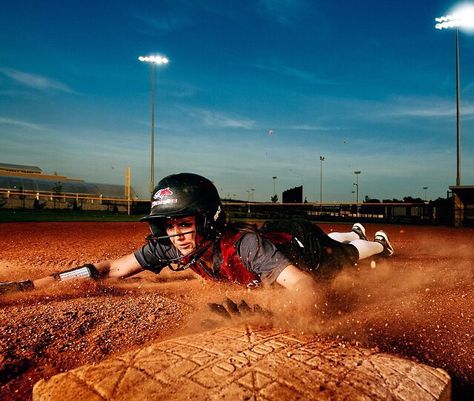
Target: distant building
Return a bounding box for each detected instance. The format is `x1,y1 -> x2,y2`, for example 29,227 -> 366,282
0,163 -> 42,174
0,162 -> 137,199
282,185 -> 303,203
450,185 -> 474,227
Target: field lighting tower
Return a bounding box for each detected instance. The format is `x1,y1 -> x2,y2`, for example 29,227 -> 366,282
247,188 -> 255,214
353,171 -> 361,204
138,54 -> 169,194
435,3 -> 474,186
354,171 -> 361,216
319,156 -> 325,210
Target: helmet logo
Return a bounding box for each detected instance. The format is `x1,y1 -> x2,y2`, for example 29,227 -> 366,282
154,187 -> 173,199
152,187 -> 178,207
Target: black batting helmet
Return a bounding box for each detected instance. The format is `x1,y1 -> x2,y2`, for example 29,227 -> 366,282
141,172 -> 226,241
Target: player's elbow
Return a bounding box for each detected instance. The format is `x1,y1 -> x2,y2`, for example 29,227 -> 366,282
276,264 -> 315,290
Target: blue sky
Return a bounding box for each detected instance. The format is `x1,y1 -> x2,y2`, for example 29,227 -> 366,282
1,0 -> 474,202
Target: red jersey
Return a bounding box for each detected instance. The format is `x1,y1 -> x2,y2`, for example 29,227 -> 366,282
188,230 -> 261,287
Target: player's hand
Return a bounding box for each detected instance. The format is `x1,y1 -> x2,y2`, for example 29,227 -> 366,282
207,297 -> 273,320
0,280 -> 34,295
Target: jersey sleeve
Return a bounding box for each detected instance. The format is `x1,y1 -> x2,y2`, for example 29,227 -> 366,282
235,232 -> 291,285
134,241 -> 179,274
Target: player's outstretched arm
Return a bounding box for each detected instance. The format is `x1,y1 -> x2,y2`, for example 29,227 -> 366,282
0,253 -> 144,295
0,280 -> 35,295
95,253 -> 143,279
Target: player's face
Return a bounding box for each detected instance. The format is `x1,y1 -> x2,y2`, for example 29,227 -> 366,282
165,216 -> 197,256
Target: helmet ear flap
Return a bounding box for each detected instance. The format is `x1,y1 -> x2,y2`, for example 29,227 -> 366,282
195,214 -> 213,240
148,219 -> 164,237
147,219 -> 172,245
196,204 -> 225,240
195,214 -> 205,237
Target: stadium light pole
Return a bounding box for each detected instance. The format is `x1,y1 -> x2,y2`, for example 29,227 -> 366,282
435,4 -> 474,186
247,188 -> 255,213
354,171 -> 361,204
423,186 -> 429,202
319,156 -> 325,211
272,176 -> 277,200
138,54 -> 169,195
354,171 -> 361,217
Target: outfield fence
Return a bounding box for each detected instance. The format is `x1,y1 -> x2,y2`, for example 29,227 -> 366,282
0,188 -> 451,225
0,188 -> 145,214
224,201 -> 443,225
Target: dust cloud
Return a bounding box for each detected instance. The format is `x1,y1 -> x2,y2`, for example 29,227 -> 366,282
181,246 -> 474,400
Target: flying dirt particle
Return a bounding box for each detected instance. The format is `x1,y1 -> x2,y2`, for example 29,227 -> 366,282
370,261 -> 376,269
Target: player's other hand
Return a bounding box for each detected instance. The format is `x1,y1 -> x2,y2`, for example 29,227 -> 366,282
207,297 -> 273,320
0,280 -> 34,295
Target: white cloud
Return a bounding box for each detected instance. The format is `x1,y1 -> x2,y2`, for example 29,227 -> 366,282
386,99 -> 461,118
464,79 -> 474,93
257,0 -> 307,25
133,14 -> 192,33
201,111 -> 255,129
254,62 -> 332,85
163,80 -> 198,98
130,0 -> 207,35
331,95 -> 474,122
0,68 -> 75,94
384,96 -> 474,120
286,124 -> 331,131
0,116 -> 46,131
184,107 -> 255,129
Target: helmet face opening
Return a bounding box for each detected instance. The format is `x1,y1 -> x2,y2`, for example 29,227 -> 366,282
145,217 -> 218,271
147,216 -> 197,245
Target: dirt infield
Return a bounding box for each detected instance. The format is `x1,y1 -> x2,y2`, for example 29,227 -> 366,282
0,222 -> 473,400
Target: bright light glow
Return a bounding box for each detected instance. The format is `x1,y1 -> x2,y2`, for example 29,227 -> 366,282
435,2 -> 474,32
138,54 -> 170,65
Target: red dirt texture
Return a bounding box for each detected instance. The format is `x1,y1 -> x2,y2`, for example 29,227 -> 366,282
0,221 -> 473,401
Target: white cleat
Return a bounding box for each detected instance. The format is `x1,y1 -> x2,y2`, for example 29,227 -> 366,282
374,231 -> 394,257
352,223 -> 368,241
